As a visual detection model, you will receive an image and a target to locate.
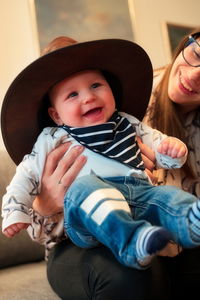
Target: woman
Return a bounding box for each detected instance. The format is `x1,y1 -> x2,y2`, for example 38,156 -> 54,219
143,28 -> 200,300
20,30 -> 200,298
144,29 -> 200,196
29,32 -> 200,299
38,30 -> 200,299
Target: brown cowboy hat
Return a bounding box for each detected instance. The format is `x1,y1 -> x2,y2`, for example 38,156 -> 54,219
1,38 -> 153,165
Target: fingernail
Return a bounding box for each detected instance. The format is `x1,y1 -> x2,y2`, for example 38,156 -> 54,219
74,145 -> 84,152
79,155 -> 87,163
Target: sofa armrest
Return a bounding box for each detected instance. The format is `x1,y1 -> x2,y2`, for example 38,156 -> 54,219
0,150 -> 44,269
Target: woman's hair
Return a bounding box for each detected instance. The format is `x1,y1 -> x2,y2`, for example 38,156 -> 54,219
41,36 -> 77,55
148,28 -> 200,177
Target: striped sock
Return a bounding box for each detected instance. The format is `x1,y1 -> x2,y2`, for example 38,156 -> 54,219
136,226 -> 172,261
188,200 -> 200,241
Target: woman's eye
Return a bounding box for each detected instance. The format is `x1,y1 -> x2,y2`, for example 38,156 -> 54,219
91,82 -> 101,89
68,91 -> 78,98
192,43 -> 200,59
194,49 -> 200,59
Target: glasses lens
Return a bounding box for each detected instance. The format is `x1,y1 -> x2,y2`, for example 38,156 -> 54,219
192,32 -> 200,40
182,36 -> 200,67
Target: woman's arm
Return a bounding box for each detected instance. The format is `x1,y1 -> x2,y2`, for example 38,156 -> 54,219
28,142 -> 86,245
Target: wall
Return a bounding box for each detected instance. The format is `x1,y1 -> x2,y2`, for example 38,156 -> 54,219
0,0 -> 200,150
0,0 -> 39,149
129,0 -> 200,68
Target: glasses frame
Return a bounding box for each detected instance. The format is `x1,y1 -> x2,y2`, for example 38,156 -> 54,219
182,34 -> 200,67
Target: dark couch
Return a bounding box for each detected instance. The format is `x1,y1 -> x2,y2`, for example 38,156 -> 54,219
0,150 -> 59,299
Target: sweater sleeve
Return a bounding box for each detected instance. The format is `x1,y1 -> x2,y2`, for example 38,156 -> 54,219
27,209 -> 65,258
1,127 -> 69,232
120,112 -> 187,170
136,121 -> 187,169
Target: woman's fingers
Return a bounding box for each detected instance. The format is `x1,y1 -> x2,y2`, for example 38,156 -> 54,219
43,142 -> 72,177
137,137 -> 156,171
59,152 -> 87,188
53,145 -> 86,182
141,154 -> 155,172
145,168 -> 158,185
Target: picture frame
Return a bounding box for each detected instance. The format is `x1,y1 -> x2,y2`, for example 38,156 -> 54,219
162,22 -> 195,60
33,0 -> 134,52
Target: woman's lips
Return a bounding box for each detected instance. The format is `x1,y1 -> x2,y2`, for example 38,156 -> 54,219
179,74 -> 197,94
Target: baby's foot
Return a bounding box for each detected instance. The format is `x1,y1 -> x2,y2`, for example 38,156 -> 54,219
136,226 -> 172,266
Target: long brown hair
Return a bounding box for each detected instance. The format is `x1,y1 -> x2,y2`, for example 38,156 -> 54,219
148,28 -> 200,177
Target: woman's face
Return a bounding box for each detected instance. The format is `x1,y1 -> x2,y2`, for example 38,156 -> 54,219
168,38 -> 200,114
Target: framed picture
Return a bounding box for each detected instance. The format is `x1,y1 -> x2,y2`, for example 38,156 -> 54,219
33,0 -> 134,52
162,22 -> 195,60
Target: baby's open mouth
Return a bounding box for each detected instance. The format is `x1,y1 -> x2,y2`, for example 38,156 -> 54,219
83,107 -> 102,117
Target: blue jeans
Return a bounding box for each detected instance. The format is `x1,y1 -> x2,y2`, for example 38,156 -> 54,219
63,175 -> 198,269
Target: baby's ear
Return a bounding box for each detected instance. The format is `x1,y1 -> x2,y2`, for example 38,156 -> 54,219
48,107 -> 62,125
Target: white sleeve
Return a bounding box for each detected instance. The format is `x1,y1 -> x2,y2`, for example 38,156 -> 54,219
120,112 -> 187,170
1,127 -> 70,232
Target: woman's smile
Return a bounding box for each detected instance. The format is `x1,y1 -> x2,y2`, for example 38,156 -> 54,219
179,74 -> 197,94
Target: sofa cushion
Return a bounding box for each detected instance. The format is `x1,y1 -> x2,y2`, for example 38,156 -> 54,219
0,260 -> 59,299
0,150 -> 44,269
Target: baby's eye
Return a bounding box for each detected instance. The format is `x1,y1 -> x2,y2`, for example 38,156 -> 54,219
91,82 -> 101,89
68,91 -> 78,98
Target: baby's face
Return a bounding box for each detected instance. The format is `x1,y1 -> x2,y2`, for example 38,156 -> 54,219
48,69 -> 116,127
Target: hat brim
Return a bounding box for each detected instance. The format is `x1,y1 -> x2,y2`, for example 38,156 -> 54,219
1,39 -> 153,165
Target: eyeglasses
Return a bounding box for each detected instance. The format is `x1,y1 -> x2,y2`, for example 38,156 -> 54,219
182,35 -> 200,67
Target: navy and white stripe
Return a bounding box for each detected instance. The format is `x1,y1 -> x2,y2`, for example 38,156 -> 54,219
136,226 -> 171,262
61,111 -> 145,170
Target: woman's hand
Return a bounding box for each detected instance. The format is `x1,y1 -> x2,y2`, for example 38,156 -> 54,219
33,143 -> 87,216
137,137 -> 157,184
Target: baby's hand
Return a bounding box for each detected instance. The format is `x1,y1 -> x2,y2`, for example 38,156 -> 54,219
3,223 -> 30,238
157,137 -> 187,158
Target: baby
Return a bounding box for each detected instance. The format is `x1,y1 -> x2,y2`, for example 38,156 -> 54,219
2,37 -> 199,269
